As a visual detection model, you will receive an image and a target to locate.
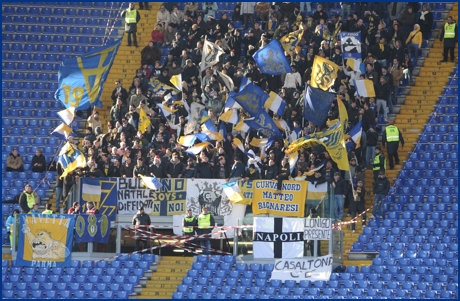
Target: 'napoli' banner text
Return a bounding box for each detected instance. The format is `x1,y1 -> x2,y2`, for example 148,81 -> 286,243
340,32 -> 362,60
74,214 -> 114,244
252,180 -> 307,217
17,214 -> 75,267
54,38 -> 122,110
271,255 -> 334,282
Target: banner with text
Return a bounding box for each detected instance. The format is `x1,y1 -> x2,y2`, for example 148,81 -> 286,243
252,180 -> 307,217
340,32 -> 362,60
74,214 -> 114,244
304,218 -> 332,241
17,214 -> 75,267
270,255 -> 334,282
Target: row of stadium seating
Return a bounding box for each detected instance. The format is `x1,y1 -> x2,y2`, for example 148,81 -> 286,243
2,34 -> 114,45
3,24 -> 120,35
2,289 -> 130,299
3,7 -> 118,18
3,2 -> 119,10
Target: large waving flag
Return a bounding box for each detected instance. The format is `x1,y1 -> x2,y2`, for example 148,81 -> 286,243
195,130 -> 224,142
185,142 -> 211,155
234,118 -> 253,133
185,102 -> 206,135
55,38 -> 121,110
219,109 -> 239,124
346,59 -> 365,74
178,134 -> 198,147
201,118 -> 218,132
58,142 -> 87,179
57,107 -> 76,126
149,78 -> 178,95
51,123 -> 73,141
201,39 -> 225,71
138,108 -> 151,134
286,121 -> 349,171
264,92 -> 287,116
232,137 -> 245,153
253,39 -> 292,75
140,175 -> 163,190
231,84 -> 282,137
280,28 -> 304,58
303,85 -> 336,126
156,102 -> 178,118
311,56 -> 339,91
353,79 -> 376,97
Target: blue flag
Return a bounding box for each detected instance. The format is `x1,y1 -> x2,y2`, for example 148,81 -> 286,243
253,39 -> 292,75
303,85 -> 336,127
55,38 -> 122,110
74,214 -> 115,244
239,76 -> 252,92
230,83 -> 282,137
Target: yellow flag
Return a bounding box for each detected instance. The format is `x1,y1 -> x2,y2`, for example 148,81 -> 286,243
311,56 -> 339,91
138,108 -> 151,134
170,74 -> 182,91
280,28 -> 304,58
337,97 -> 348,131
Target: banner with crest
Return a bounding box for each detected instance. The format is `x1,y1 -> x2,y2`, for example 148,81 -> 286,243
340,32 -> 362,60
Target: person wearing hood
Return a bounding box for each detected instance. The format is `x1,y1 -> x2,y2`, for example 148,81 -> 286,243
6,148 -> 23,172
149,155 -> 165,178
405,24 -> 422,59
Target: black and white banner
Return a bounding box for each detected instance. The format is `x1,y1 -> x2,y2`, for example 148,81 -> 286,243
304,218 -> 332,240
270,255 -> 334,282
253,217 -> 304,258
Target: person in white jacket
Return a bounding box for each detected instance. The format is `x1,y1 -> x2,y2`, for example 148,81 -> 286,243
283,65 -> 302,95
157,5 -> 171,28
240,2 -> 256,29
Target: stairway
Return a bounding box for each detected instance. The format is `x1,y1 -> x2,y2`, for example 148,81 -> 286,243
340,3 -> 458,266
98,2 -> 162,131
137,256 -> 193,299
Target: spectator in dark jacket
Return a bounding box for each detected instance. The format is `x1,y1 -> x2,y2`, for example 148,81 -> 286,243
213,155 -> 230,179
244,164 -> 261,180
31,149 -> 47,173
181,158 -> 196,178
165,153 -> 184,178
372,171 -> 391,218
132,207 -> 151,251
228,157 -> 246,182
133,157 -> 149,178
149,155 -> 165,178
193,156 -> 214,179
258,159 -> 278,180
332,172 -> 348,221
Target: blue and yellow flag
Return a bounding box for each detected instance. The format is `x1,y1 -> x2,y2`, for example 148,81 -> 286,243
149,78 -> 179,95
55,38 -> 122,110
253,39 -> 292,75
311,56 -> 339,91
287,121 -> 349,171
230,83 -> 282,138
17,214 -> 75,267
280,28 -> 304,58
303,85 -> 336,127
58,142 -> 87,179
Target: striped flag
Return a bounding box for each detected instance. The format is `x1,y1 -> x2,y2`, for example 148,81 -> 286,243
140,175 -> 163,190
219,109 -> 239,124
217,70 -> 234,92
156,102 -> 178,118
264,92 -> 287,116
353,79 -> 376,97
348,120 -> 362,148
304,160 -> 326,176
201,118 -> 218,132
232,137 -> 245,153
177,134 -> 197,147
222,181 -> 244,203
346,59 -> 365,74
234,118 -> 253,133
170,74 -> 182,91
289,151 -> 299,175
185,142 -> 211,155
51,123 -> 73,141
57,107 -> 76,126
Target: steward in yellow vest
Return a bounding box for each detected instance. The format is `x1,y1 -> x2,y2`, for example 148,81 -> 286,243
121,2 -> 141,47
197,207 -> 215,255
19,184 -> 36,213
182,209 -> 198,255
372,147 -> 386,181
382,120 -> 404,170
440,16 -> 457,62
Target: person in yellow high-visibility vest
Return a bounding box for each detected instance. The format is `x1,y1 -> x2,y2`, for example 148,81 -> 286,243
440,16 -> 458,62
121,2 -> 141,47
182,209 -> 197,256
5,209 -> 20,249
382,120 -> 404,170
197,207 -> 215,255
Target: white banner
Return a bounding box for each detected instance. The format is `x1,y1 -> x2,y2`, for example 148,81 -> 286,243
185,179 -> 233,217
270,255 -> 334,282
304,218 -> 332,241
185,102 -> 205,135
253,217 -> 304,259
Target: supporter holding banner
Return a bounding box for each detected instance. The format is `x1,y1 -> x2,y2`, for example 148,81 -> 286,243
340,32 -> 362,60
252,180 -> 307,217
17,214 -> 75,267
55,38 -> 122,110
271,255 -> 334,282
74,214 -> 114,244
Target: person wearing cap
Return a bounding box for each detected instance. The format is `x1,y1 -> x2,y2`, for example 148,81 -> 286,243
382,120 -> 404,170
350,180 -> 367,233
372,171 -> 390,219
182,209 -> 197,255
132,207 -> 151,252
121,2 -> 141,47
372,147 -> 386,181
149,154 -> 164,177
332,172 -> 348,221
197,207 -> 216,255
